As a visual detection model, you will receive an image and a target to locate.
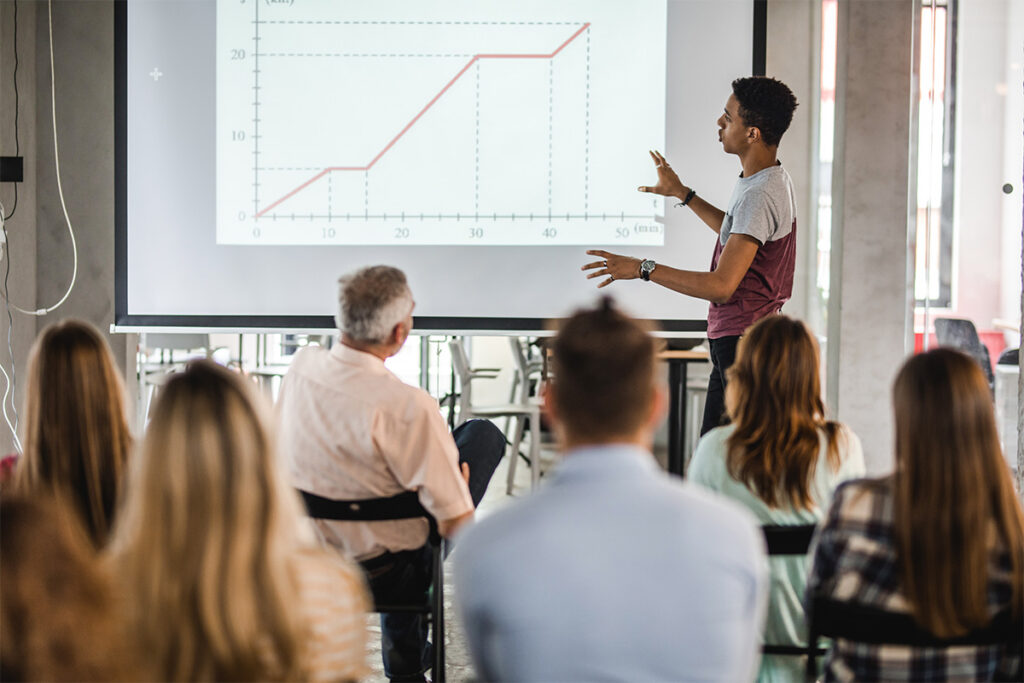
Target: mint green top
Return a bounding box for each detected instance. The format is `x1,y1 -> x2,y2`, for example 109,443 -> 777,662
688,424 -> 865,683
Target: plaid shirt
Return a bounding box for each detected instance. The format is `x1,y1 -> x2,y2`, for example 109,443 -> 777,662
807,478 -> 1022,682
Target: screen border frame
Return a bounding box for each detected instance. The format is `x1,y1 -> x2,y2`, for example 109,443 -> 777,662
113,0 -> 767,333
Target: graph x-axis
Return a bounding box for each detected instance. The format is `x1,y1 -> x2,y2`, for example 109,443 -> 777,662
259,213 -> 656,221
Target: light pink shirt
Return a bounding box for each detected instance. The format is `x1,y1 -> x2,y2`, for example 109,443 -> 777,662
277,344 -> 473,560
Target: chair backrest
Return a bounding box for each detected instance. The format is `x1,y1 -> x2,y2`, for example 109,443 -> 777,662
762,524 -> 817,556
998,347 -> 1019,366
934,318 -> 994,386
760,525 -> 825,664
297,489 -> 447,680
810,595 -> 1023,648
297,490 -> 440,544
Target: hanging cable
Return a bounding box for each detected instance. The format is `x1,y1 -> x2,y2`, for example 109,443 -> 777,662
1,0 -> 78,316
3,0 -> 19,221
0,201 -> 20,452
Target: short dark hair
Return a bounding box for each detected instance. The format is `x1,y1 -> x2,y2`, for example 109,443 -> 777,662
731,76 -> 798,147
551,298 -> 657,440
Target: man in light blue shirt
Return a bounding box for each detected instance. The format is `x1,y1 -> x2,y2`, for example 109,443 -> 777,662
453,298 -> 769,682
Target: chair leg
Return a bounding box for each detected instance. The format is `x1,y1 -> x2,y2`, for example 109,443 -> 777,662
506,414 -> 526,495
432,542 -> 445,682
504,373 -> 520,435
528,408 -> 541,489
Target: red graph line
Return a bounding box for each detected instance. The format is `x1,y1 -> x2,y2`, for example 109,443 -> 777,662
256,22 -> 591,217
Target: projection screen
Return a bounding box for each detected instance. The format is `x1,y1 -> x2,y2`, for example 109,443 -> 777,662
115,0 -> 764,332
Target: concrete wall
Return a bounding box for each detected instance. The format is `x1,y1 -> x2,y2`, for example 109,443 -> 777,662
766,0 -> 819,328
826,0 -> 916,474
0,1 -> 135,455
0,0 -> 38,456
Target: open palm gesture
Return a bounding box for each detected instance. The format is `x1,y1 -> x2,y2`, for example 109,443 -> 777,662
637,150 -> 685,198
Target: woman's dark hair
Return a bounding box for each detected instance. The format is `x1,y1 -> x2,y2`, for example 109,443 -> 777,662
892,348 -> 1024,637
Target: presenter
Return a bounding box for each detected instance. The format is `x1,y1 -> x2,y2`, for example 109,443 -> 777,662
582,76 -> 799,436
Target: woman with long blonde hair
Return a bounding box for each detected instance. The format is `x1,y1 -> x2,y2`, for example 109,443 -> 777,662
688,314 -> 865,682
14,319 -> 132,546
808,348 -> 1024,681
108,360 -> 368,682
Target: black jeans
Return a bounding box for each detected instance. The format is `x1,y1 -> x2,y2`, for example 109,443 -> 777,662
701,335 -> 740,437
361,418 -> 506,681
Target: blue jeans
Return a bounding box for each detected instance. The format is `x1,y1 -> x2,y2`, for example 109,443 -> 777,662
361,419 -> 506,681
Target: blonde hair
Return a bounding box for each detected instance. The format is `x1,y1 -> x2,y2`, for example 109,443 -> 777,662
1,496 -> 143,681
109,361 -> 309,681
16,319 -> 132,546
725,315 -> 842,510
892,349 -> 1024,637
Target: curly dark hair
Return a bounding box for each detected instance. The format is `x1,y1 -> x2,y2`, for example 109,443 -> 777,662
731,76 -> 798,147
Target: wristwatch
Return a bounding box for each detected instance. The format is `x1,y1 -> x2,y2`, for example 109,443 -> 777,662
639,259 -> 656,281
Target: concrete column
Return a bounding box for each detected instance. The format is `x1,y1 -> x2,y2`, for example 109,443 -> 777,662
0,1 -> 39,456
826,0 -> 917,474
34,1 -> 134,380
766,0 -> 819,328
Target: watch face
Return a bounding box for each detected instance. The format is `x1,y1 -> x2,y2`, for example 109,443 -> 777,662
641,259 -> 655,272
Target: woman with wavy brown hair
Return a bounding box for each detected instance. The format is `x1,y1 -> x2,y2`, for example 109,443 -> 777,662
807,349 -> 1024,681
108,360 -> 368,682
14,319 -> 132,547
688,314 -> 864,682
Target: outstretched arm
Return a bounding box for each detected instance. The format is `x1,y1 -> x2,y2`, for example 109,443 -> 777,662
638,150 -> 726,234
582,234 -> 759,304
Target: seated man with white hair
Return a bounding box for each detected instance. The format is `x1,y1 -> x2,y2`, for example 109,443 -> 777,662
277,265 -> 505,683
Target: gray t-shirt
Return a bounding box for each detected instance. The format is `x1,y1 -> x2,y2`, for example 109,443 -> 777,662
708,164 -> 797,338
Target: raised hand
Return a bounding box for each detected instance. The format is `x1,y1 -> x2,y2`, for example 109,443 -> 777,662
637,150 -> 686,199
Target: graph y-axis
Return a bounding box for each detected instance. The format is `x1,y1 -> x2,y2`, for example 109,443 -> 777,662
252,0 -> 261,222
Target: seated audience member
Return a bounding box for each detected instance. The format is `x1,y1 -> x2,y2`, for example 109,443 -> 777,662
454,298 -> 768,682
108,361 -> 369,682
1,496 -> 141,681
807,349 -> 1024,681
12,319 -> 132,546
688,314 -> 864,682
276,265 -> 505,683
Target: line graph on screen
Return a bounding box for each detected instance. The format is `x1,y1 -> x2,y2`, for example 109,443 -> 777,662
216,1 -> 667,246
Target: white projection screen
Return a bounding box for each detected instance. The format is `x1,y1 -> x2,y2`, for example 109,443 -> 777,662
115,0 -> 765,332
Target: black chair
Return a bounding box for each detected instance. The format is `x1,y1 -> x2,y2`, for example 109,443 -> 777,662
297,490 -> 446,682
805,595 -> 1024,681
934,318 -> 995,390
998,347 -> 1019,366
760,525 -> 828,665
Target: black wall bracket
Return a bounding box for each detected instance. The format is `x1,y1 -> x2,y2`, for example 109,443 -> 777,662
1,157 -> 24,183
